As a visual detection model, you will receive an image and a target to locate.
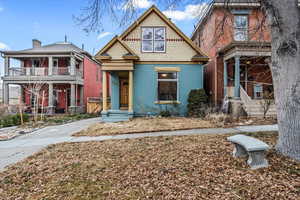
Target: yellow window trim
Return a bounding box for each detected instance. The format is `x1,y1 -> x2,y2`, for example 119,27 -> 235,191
154,101 -> 181,104
155,67 -> 181,72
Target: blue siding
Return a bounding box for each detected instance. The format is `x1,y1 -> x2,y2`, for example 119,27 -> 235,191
133,64 -> 204,116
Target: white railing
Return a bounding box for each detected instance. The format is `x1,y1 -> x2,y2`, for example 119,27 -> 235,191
53,67 -> 70,75
8,67 -> 48,76
8,67 -> 82,78
240,86 -> 252,105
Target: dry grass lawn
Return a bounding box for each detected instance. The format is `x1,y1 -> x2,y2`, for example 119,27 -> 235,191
0,132 -> 299,200
74,117 -> 215,136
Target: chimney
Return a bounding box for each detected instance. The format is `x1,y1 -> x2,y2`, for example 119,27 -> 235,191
82,44 -> 84,50
32,39 -> 41,48
65,35 -> 67,43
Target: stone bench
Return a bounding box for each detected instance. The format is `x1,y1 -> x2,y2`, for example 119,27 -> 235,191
227,134 -> 270,169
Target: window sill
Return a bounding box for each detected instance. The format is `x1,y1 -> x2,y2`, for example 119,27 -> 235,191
154,101 -> 181,104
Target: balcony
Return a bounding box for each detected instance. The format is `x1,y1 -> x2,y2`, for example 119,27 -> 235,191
7,67 -> 83,77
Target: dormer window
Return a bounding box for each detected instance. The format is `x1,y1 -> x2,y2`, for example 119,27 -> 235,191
142,27 -> 166,52
234,15 -> 248,41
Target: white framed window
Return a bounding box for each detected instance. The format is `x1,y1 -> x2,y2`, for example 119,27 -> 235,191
234,15 -> 248,41
142,27 -> 166,53
157,72 -> 178,101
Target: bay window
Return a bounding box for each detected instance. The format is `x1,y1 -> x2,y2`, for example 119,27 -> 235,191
157,72 -> 178,101
142,27 -> 166,52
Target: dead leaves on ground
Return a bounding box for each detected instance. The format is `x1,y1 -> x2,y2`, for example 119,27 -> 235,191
0,132 -> 299,200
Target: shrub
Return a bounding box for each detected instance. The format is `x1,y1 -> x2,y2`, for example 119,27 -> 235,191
0,113 -> 29,128
187,89 -> 209,118
159,110 -> 171,117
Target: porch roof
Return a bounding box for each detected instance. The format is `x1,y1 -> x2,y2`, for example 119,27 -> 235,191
218,41 -> 271,61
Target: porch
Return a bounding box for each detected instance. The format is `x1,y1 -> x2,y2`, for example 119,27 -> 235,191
2,82 -> 84,114
220,42 -> 276,117
101,62 -> 134,122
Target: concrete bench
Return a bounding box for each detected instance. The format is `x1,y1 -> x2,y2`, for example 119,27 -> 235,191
227,134 -> 270,169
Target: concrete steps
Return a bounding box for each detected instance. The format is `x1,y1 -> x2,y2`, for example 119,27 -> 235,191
101,110 -> 133,122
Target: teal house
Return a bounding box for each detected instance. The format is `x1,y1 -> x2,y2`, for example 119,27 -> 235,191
95,6 -> 209,122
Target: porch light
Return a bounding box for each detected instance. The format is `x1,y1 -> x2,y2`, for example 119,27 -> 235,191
161,73 -> 168,77
246,61 -> 251,64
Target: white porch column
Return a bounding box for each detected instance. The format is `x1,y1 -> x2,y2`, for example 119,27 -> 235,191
20,86 -> 24,104
102,71 -> 108,112
70,56 -> 76,75
48,56 -> 53,75
48,83 -> 54,114
128,71 -> 133,113
3,82 -> 9,105
234,56 -> 241,98
4,56 -> 9,76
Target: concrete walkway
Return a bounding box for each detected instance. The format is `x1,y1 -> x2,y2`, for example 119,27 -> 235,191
0,118 -> 278,171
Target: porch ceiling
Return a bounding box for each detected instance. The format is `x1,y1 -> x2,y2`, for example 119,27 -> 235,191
218,42 -> 271,61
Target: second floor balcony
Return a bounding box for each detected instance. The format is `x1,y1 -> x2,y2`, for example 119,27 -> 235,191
7,67 -> 83,78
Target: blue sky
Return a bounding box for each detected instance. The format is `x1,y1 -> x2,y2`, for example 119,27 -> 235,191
0,0 -> 207,75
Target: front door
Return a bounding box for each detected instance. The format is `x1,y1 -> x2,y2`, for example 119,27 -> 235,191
120,79 -> 129,109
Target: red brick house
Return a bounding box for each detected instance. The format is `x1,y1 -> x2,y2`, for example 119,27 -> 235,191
192,0 -> 276,117
1,39 -> 102,114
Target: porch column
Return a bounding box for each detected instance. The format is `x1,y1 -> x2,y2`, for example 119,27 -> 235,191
102,71 -> 108,112
69,84 -> 76,113
224,60 -> 228,97
20,86 -> 24,104
70,56 -> 76,75
3,82 -> 9,105
128,71 -> 133,113
80,86 -> 84,106
110,72 -> 119,110
48,56 -> 53,75
48,83 -> 54,114
4,56 -> 9,76
234,56 -> 241,98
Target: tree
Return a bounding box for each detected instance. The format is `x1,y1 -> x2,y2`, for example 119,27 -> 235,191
76,0 -> 300,160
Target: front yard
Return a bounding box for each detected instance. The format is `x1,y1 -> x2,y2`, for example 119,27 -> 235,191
0,132 -> 299,199
73,116 -> 277,137
74,117 -> 215,136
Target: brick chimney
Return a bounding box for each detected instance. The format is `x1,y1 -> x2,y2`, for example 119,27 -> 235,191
32,39 -> 41,48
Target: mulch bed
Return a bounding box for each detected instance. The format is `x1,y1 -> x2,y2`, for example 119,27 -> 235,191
0,132 -> 299,200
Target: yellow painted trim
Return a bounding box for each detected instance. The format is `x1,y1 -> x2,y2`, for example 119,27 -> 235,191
154,101 -> 181,104
128,71 -> 133,112
102,66 -> 134,71
135,61 -> 201,64
155,67 -> 181,72
102,71 -> 108,112
123,55 -> 139,60
95,36 -> 138,59
119,5 -> 209,58
97,55 -> 111,60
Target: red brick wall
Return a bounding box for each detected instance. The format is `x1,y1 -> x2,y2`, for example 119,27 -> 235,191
83,57 -> 102,106
193,7 -> 271,104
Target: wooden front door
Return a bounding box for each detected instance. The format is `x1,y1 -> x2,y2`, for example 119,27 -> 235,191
120,79 -> 129,109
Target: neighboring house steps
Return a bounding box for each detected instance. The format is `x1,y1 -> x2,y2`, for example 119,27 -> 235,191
240,87 -> 277,117
101,110 -> 133,122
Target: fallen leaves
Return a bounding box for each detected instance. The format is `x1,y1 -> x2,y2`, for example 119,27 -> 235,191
0,132 -> 299,200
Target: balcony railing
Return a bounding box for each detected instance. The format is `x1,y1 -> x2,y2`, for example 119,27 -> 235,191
8,67 -> 83,78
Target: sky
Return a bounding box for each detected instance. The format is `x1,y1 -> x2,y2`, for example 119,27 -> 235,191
0,0 -> 207,75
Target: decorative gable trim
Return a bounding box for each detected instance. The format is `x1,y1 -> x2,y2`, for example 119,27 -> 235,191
95,36 -> 139,61
119,5 -> 209,61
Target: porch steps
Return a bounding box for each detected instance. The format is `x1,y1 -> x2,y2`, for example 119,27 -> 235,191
240,87 -> 277,118
101,110 -> 132,122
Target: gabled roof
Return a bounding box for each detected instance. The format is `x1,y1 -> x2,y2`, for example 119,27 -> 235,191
95,36 -> 137,57
1,42 -> 90,56
119,5 -> 208,59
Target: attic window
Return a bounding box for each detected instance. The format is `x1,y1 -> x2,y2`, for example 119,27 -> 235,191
142,27 -> 166,53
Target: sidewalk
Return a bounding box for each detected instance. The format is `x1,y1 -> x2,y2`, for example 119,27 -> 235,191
0,120 -> 278,171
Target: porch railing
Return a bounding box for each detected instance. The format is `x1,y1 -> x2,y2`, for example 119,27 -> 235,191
8,67 -> 82,77
8,67 -> 48,76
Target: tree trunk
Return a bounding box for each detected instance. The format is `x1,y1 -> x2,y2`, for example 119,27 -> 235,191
263,0 -> 300,160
